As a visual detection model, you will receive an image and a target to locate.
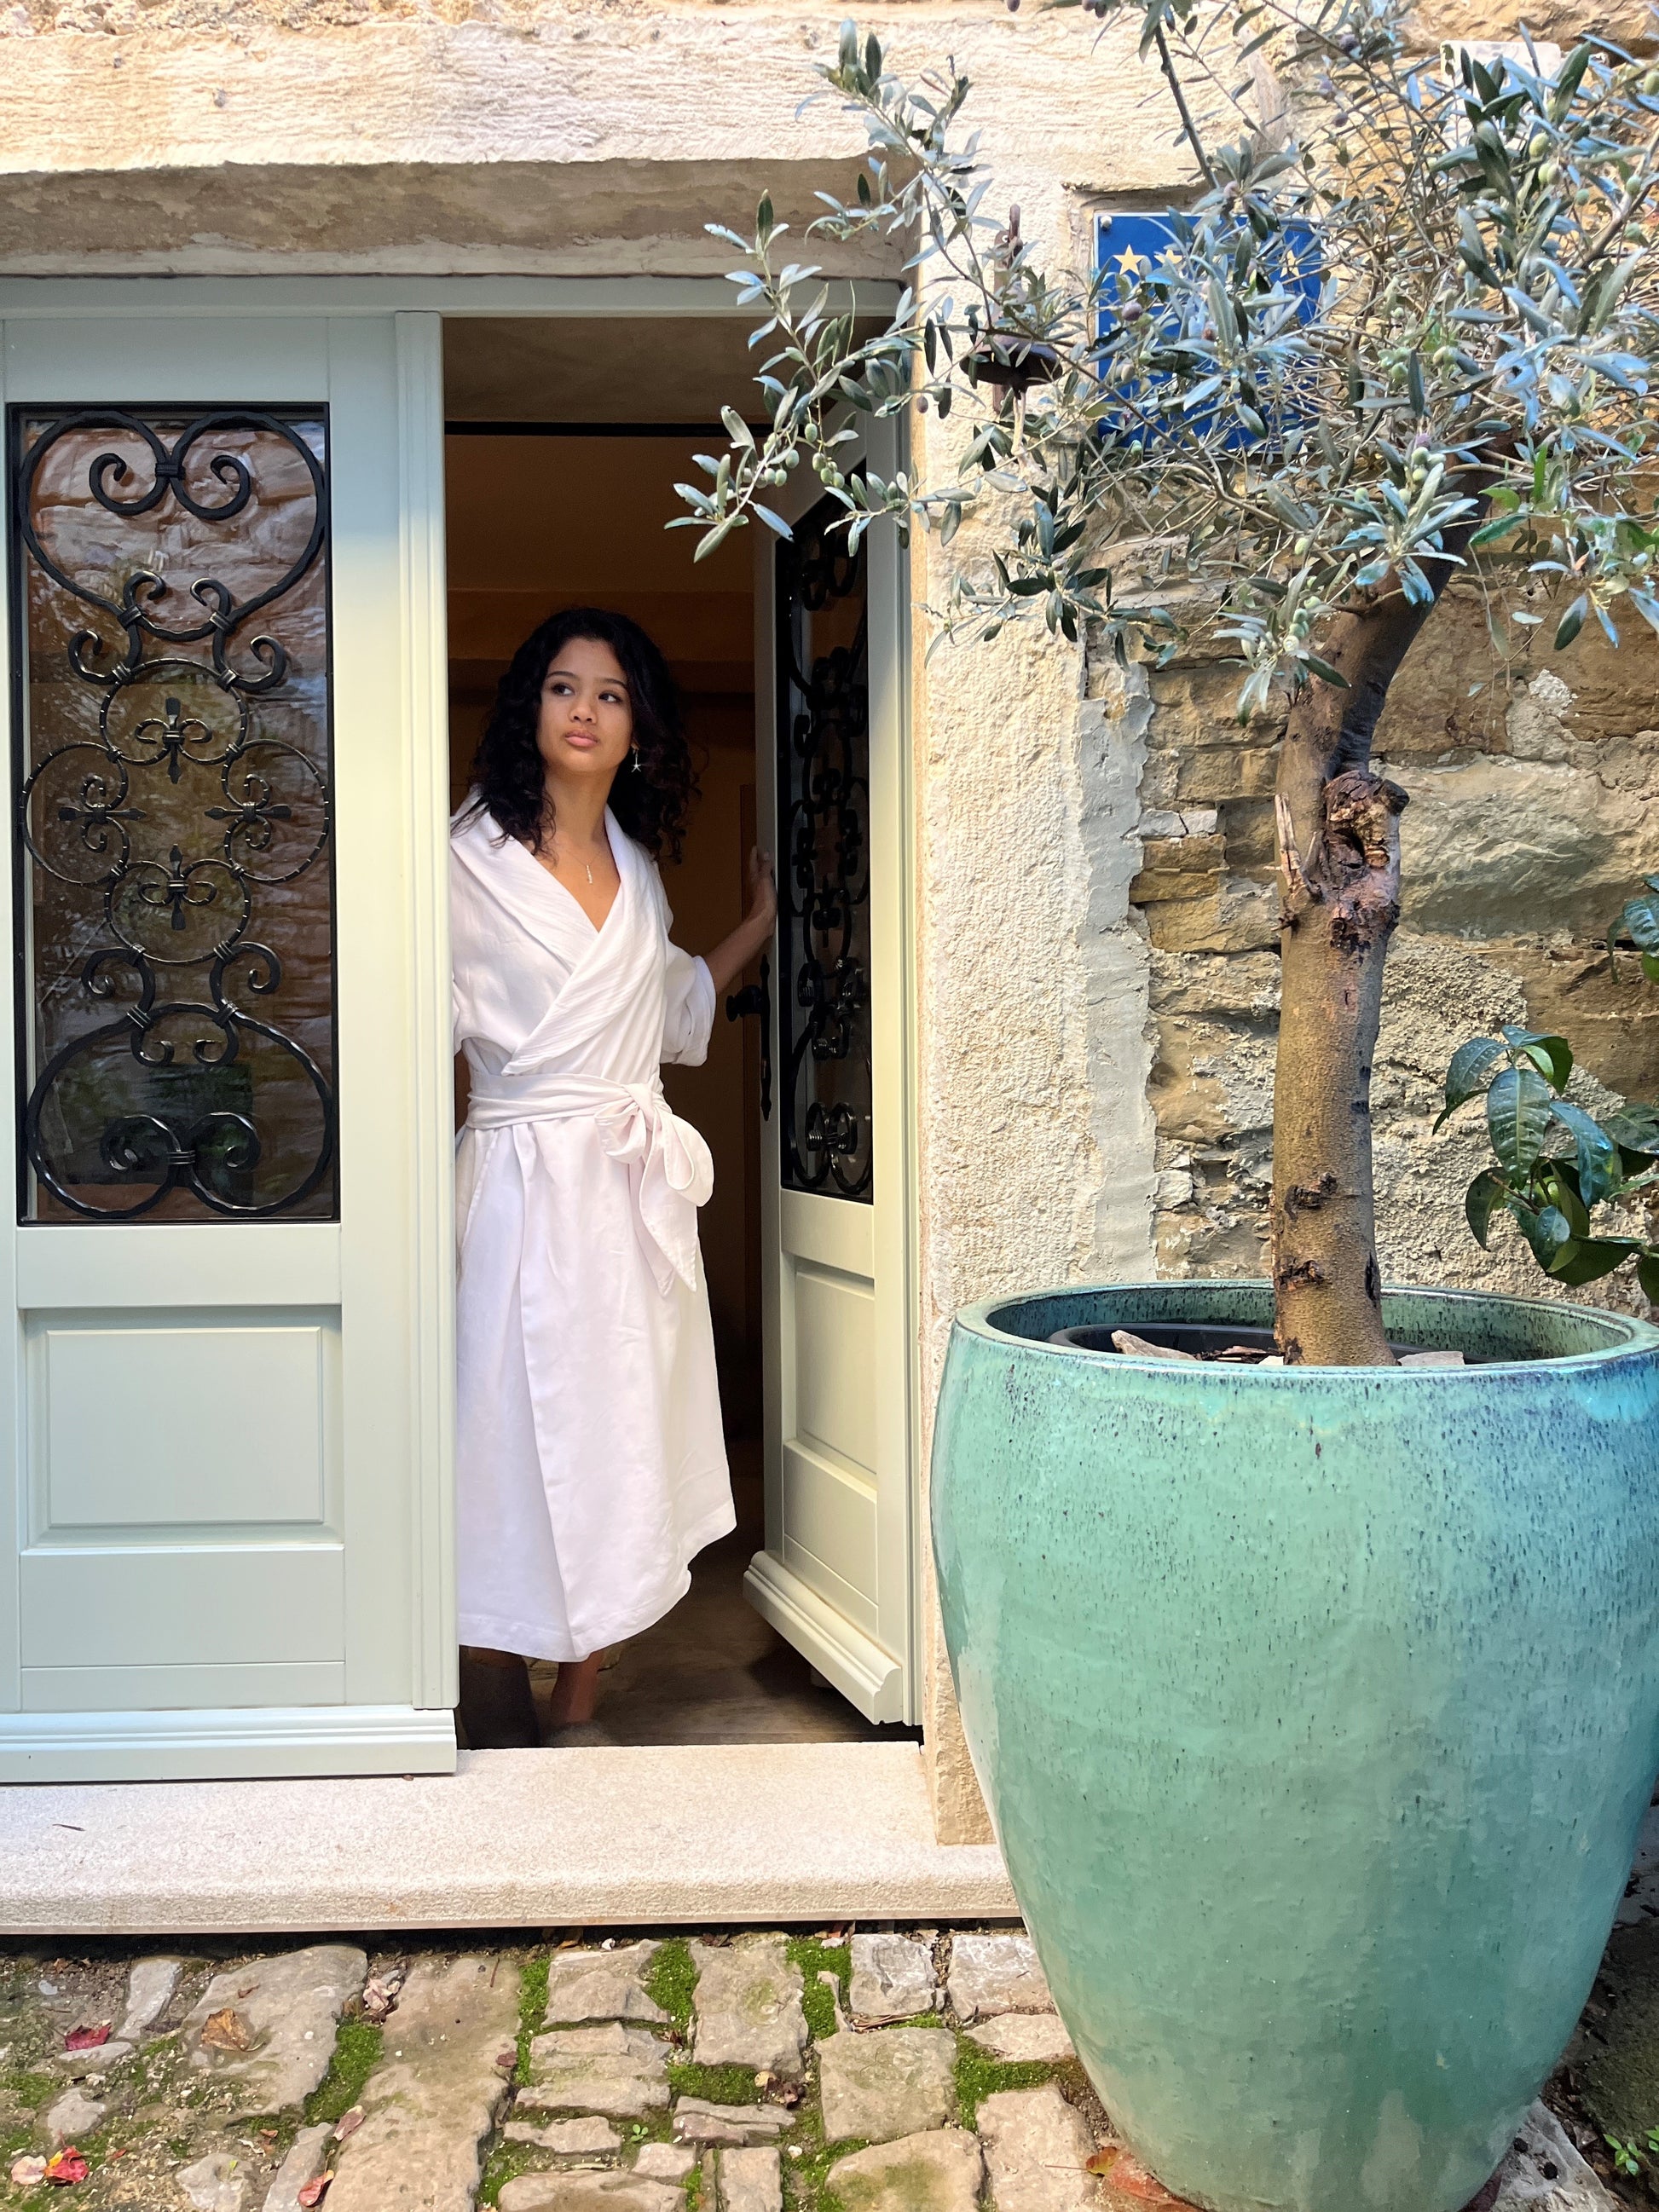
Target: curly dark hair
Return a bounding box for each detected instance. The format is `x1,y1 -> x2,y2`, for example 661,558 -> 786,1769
466,606 -> 697,863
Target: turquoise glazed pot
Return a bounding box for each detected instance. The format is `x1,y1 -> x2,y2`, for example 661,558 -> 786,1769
932,1281 -> 1659,2212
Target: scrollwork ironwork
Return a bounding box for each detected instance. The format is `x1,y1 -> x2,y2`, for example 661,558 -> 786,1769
9,406 -> 337,1221
775,494 -> 873,1201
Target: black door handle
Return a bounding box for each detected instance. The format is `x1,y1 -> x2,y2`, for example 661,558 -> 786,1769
725,955 -> 772,1120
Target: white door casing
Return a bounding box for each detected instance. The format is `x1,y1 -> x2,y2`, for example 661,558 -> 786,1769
0,309 -> 455,1781
746,416 -> 916,1725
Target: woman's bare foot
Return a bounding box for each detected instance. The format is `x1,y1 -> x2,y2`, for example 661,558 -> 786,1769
546,1649 -> 605,1726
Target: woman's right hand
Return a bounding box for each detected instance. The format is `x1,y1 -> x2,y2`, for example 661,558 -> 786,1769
747,847 -> 778,934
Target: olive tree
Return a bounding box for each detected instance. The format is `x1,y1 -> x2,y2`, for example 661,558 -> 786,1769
675,0 -> 1659,1363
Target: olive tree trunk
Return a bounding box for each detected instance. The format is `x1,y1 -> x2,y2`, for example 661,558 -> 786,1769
1269,549 -> 1480,1365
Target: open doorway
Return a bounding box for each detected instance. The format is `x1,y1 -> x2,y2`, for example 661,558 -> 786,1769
442,318 -> 915,1747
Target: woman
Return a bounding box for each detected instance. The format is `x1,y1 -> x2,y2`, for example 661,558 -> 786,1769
451,606 -> 776,1747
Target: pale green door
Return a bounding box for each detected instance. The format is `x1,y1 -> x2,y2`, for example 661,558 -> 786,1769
0,303 -> 455,1781
745,417 -> 917,1724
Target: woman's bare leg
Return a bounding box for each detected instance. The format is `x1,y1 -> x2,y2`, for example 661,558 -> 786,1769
546,1649 -> 605,1726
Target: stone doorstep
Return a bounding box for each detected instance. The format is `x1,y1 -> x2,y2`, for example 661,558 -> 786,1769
0,1744 -> 1019,1936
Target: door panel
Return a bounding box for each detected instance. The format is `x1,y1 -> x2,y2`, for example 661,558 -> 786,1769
0,309 -> 454,1776
33,1314 -> 335,1533
745,419 -> 914,1725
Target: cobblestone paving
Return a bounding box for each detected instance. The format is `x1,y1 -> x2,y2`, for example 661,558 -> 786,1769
0,1929 -> 1618,2211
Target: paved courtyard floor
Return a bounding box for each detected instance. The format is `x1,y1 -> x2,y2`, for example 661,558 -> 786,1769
0,1922 -> 1636,2212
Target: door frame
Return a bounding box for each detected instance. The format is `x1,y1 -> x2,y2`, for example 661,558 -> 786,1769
0,274 -> 921,1766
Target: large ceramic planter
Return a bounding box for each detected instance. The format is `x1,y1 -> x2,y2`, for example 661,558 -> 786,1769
932,1281 -> 1659,2212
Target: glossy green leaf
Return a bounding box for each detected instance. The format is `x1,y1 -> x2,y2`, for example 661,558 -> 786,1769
1548,1238 -> 1642,1286
1550,1098 -> 1621,1205
1500,1026 -> 1574,1090
1604,1105 -> 1659,1159
1465,1168 -> 1505,1248
1638,1252 -> 1659,1305
1487,1063 -> 1554,1175
1616,887 -> 1659,952
1438,1036 -> 1506,1126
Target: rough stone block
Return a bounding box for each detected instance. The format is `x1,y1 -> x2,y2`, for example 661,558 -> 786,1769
118,1956 -> 182,2043
499,2175 -> 683,2212
672,2099 -> 792,2146
946,1937 -> 1053,2022
966,2015 -> 1075,2064
978,2086 -> 1098,2212
690,1938 -> 806,2078
635,2144 -> 697,2180
819,2027 -> 957,2146
719,2146 -> 783,2212
183,1945 -> 367,2118
848,1935 -> 938,2025
1129,835 -> 1228,903
260,2124 -> 332,2212
1144,880 -> 1278,956
179,2152 -> 249,2212
506,2117 -> 623,2154
522,2024 -> 669,2120
323,1954 -> 521,2212
52,2038 -> 132,2073
1172,743 -> 1280,803
830,2128 -> 985,2212
545,1944 -> 668,2028
1490,2103 -> 1616,2209
46,2085 -> 105,2144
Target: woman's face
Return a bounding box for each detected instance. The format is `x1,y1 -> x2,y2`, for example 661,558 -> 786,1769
535,636 -> 634,787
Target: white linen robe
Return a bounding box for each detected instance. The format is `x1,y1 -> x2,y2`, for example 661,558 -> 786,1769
450,804 -> 734,1663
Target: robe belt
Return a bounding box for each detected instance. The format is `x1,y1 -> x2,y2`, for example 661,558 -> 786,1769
465,1075 -> 714,1295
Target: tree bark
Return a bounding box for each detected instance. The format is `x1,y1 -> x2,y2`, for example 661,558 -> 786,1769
1269,566 -> 1473,1364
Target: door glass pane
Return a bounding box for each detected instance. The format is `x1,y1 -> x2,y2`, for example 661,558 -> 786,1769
9,407 -> 337,1222
775,492 -> 872,1203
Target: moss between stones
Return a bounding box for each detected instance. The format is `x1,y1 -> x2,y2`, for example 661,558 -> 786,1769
516,1954 -> 552,2088
667,2061 -> 768,2106
785,1939 -> 851,2042
647,1939 -> 698,2041
479,2135 -> 543,2209
303,2019 -> 384,2128
951,2039 -> 1052,2130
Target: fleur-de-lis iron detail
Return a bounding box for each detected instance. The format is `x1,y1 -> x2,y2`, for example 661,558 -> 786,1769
133,696 -> 213,783
137,846 -> 219,933
13,407 -> 336,1221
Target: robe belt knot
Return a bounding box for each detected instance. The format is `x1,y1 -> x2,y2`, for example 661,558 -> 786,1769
465,1075 -> 713,1295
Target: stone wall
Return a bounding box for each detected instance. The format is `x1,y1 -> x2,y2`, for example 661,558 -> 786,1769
1130,583 -> 1659,1307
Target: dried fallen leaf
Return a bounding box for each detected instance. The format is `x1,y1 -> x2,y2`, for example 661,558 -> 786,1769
43,2146 -> 90,2185
494,2048 -> 517,2071
1098,2151 -> 1192,2205
332,2107 -> 364,2144
199,2008 -> 252,2053
296,2176 -> 331,2208
10,2154 -> 47,2186
360,1967 -> 407,2023
1084,2150 -> 1121,2176
61,2024 -> 109,2053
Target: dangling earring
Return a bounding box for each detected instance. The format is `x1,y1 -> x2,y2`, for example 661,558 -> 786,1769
630,746 -> 644,775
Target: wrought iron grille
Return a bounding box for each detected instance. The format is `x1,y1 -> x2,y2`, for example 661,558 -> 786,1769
775,493 -> 873,1202
9,407 -> 338,1222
